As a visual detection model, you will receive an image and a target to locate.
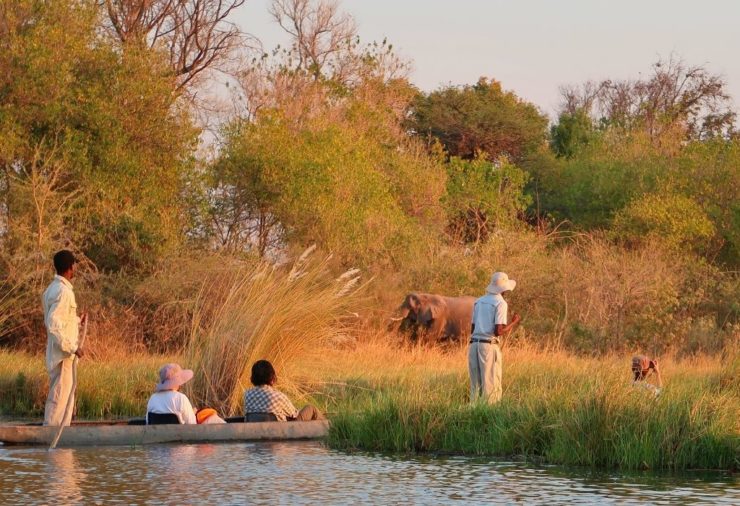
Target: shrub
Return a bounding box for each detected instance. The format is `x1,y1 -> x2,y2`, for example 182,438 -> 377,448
613,193 -> 715,252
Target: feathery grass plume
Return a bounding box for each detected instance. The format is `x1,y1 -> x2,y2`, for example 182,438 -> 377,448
184,248 -> 361,415
0,282 -> 22,342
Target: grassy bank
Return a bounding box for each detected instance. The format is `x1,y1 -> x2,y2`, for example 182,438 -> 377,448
1,342 -> 737,470
0,351 -> 171,419
290,339 -> 739,471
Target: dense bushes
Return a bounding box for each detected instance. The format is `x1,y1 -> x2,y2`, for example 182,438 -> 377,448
0,1 -> 737,357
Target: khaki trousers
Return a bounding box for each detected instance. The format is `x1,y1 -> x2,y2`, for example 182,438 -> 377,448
44,358 -> 75,426
468,342 -> 502,404
295,405 -> 325,421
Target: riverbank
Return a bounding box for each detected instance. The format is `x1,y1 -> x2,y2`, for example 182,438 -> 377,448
299,340 -> 739,471
1,343 -> 737,470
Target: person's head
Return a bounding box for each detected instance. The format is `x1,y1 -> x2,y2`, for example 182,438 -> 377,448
486,272 -> 516,297
53,250 -> 76,279
155,363 -> 193,392
250,360 -> 277,387
631,355 -> 655,381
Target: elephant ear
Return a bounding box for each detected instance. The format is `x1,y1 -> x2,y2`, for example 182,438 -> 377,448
419,300 -> 441,325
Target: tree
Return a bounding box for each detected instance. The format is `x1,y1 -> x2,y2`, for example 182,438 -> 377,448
408,78 -> 548,163
101,0 -> 247,92
0,0 -> 197,280
559,56 -> 736,141
269,0 -> 356,80
613,194 -> 715,252
550,108 -> 596,158
444,156 -> 530,244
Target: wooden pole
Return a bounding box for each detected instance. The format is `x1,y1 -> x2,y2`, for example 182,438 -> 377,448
49,318 -> 88,450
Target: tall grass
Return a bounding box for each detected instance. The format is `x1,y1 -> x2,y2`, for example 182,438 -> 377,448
0,282 -> 22,343
0,338 -> 736,470
290,336 -> 739,470
0,350 -> 169,419
184,247 -> 362,415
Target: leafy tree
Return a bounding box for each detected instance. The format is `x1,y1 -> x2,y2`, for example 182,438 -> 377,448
0,0 -> 198,281
444,156 -> 530,244
409,78 -> 548,162
550,108 -> 596,158
613,194 -> 715,252
212,111 -> 440,267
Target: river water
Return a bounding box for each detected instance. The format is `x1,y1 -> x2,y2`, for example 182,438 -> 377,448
0,441 -> 736,504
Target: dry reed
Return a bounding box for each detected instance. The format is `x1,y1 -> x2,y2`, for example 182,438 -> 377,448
184,248 -> 362,415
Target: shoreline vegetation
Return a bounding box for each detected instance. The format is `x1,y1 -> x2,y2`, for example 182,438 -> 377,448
1,0 -> 738,475
1,342 -> 737,471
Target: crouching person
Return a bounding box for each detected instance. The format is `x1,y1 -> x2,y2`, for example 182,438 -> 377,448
631,355 -> 663,396
146,363 -> 197,424
243,360 -> 324,422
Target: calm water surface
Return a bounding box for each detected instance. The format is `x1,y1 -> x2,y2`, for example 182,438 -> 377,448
0,441 -> 736,505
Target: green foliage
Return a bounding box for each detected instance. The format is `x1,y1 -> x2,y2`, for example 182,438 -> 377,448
614,194 -> 715,251
0,0 -> 197,281
444,156 -> 530,243
326,350 -> 739,470
213,112 -> 438,267
550,109 -> 596,158
528,132 -> 667,228
409,78 -> 548,162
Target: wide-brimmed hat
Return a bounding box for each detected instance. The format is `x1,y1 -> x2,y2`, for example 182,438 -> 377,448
486,272 -> 516,294
155,363 -> 193,392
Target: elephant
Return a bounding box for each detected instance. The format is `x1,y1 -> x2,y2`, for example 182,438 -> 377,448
389,292 -> 476,343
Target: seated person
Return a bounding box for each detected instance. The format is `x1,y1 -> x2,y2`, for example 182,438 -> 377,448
631,355 -> 663,396
146,363 -> 197,424
243,360 -> 325,422
196,407 -> 226,424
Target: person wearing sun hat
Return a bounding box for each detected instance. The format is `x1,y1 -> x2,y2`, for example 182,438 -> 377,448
146,363 -> 197,424
468,272 -> 522,404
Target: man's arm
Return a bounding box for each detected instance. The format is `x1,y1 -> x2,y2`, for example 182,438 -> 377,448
494,313 -> 521,337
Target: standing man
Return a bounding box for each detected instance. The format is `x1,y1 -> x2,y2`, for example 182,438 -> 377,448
468,272 -> 521,404
43,250 -> 86,426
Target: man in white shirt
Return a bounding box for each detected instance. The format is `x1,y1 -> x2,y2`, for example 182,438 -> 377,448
468,272 -> 521,404
43,250 -> 86,426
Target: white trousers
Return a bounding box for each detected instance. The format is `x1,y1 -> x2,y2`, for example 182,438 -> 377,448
44,358 -> 75,426
468,342 -> 502,404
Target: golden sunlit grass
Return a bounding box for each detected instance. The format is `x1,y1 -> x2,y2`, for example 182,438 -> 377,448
184,247 -> 362,416
301,334 -> 738,470
0,338 -> 736,470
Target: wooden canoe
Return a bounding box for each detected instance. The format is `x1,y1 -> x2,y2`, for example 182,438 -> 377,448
0,420 -> 330,447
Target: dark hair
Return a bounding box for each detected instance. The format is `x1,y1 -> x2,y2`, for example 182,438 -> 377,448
53,250 -> 76,275
250,360 -> 276,386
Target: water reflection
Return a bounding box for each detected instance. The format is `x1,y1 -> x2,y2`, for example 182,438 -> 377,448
46,449 -> 85,504
0,442 -> 736,505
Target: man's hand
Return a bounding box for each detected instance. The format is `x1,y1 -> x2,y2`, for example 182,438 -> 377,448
74,347 -> 85,359
651,360 -> 660,373
512,313 -> 522,323
80,312 -> 88,326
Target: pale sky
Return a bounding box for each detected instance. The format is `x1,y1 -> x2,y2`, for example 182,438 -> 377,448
233,0 -> 739,119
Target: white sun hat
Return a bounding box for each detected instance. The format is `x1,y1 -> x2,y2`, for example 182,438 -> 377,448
155,363 -> 194,392
486,272 -> 516,294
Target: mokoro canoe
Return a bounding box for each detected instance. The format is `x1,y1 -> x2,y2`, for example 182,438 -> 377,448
0,419 -> 330,447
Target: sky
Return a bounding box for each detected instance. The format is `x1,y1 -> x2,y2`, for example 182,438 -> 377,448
232,0 -> 740,119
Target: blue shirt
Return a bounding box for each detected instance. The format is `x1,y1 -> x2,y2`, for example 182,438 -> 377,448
471,293 -> 508,340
